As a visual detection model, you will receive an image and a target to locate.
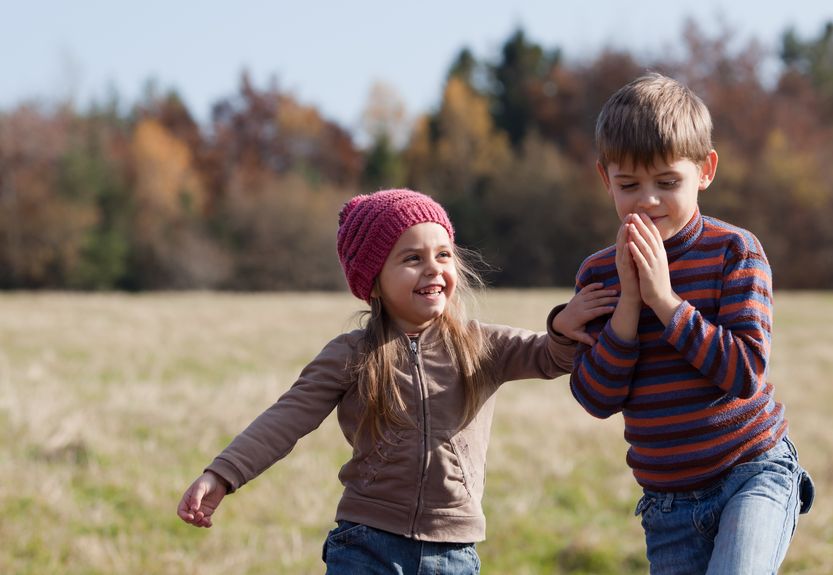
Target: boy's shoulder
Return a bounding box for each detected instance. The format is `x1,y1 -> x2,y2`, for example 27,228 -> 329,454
701,214 -> 766,258
576,244 -> 617,283
581,244 -> 617,266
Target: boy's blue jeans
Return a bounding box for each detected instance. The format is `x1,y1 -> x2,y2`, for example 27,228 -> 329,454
322,520 -> 480,575
635,436 -> 814,575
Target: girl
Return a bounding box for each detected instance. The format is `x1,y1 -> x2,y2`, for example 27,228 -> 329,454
177,189 -> 615,574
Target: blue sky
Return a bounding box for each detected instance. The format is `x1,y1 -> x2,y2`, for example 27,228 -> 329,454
2,1 -> 832,136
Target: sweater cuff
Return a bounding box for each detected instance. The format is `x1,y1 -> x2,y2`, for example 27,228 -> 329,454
546,303 -> 574,345
600,320 -> 639,354
662,300 -> 693,344
204,457 -> 246,494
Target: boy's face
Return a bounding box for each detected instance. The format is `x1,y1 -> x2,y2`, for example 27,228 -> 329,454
597,151 -> 718,241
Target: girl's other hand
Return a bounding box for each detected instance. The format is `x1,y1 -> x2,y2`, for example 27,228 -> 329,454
176,471 -> 228,528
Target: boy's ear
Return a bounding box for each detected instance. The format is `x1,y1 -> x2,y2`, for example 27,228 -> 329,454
699,150 -> 719,190
596,161 -> 613,196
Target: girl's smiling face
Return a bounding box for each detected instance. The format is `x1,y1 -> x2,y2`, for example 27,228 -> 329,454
598,150 -> 718,240
374,222 -> 457,334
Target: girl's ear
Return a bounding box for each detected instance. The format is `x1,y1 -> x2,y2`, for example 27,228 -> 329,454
370,280 -> 381,299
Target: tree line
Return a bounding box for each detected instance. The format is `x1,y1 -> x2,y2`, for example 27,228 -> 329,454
2,20 -> 832,291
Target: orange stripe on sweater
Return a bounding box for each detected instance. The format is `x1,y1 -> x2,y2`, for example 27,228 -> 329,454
577,363 -> 629,399
632,428 -> 776,483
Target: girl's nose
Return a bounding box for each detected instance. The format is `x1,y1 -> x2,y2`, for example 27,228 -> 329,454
424,261 -> 442,276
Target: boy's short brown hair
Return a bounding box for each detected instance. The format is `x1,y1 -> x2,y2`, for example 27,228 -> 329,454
595,72 -> 713,168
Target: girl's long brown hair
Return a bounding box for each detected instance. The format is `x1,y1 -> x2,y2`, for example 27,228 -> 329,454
352,244 -> 492,445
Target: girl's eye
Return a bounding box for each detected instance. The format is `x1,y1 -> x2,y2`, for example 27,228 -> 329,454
403,254 -> 420,263
437,251 -> 452,259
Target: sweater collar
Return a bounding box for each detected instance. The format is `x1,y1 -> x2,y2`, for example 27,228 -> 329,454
664,208 -> 703,261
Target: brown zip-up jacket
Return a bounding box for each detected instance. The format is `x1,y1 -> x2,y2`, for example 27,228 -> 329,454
206,314 -> 575,543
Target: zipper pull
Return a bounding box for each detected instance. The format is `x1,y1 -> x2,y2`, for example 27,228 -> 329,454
409,338 -> 419,364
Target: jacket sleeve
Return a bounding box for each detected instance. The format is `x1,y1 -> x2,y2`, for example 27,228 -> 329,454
568,266 -> 639,419
205,333 -> 355,492
481,310 -> 577,386
662,239 -> 772,399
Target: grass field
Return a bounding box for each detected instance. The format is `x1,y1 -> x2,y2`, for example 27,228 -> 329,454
0,290 -> 829,574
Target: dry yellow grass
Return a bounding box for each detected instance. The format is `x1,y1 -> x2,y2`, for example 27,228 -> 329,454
0,290 -> 828,574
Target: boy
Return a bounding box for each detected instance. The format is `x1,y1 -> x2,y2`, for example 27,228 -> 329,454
568,73 -> 814,573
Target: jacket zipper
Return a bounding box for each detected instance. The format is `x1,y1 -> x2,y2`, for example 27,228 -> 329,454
408,337 -> 429,538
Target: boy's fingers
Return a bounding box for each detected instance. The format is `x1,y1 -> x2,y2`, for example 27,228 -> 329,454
629,225 -> 653,258
635,214 -> 662,248
629,241 -> 649,270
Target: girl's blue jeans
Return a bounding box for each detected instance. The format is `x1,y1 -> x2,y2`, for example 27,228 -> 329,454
635,436 -> 814,575
322,520 -> 480,575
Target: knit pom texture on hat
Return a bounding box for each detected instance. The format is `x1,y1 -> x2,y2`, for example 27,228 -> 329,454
337,189 -> 454,301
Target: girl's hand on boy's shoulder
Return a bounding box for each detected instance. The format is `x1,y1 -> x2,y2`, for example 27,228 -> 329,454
553,283 -> 618,346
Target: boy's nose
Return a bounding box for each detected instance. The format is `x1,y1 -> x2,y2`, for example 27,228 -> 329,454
637,193 -> 660,208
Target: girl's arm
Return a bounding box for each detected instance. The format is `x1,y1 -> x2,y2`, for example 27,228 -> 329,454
205,333 -> 356,492
485,285 -> 617,383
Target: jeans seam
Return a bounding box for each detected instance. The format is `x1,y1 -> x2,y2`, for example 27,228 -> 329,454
769,469 -> 798,572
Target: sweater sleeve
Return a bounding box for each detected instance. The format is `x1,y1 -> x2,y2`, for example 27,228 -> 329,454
568,264 -> 639,419
662,241 -> 772,399
206,333 -> 355,492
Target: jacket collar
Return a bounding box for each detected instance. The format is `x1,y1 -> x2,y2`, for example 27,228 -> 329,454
388,317 -> 444,349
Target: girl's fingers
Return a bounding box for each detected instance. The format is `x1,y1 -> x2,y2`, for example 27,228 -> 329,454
574,333 -> 597,346
585,291 -> 618,301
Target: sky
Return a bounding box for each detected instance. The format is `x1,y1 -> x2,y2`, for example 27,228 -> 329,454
2,1 -> 832,138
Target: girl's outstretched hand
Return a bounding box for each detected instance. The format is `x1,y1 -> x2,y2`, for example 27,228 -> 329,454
177,471 -> 228,528
552,282 -> 618,346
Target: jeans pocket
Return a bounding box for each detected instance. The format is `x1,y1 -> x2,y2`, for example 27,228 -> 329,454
799,470 -> 815,514
326,521 -> 366,548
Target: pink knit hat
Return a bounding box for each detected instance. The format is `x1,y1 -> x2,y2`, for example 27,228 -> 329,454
337,189 -> 455,301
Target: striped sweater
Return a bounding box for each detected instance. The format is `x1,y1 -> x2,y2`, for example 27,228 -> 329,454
570,208 -> 786,492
